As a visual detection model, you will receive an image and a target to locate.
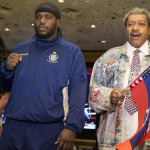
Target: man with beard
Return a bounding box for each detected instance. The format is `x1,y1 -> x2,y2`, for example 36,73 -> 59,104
0,2 -> 87,150
89,7 -> 150,150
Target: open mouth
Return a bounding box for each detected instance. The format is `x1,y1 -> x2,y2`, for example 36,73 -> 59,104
130,33 -> 140,39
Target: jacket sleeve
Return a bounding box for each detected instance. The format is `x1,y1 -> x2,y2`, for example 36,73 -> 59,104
64,47 -> 87,134
88,59 -> 115,113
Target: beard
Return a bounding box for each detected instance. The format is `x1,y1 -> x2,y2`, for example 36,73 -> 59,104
34,22 -> 57,39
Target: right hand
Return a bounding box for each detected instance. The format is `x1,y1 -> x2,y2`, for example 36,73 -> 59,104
6,53 -> 23,71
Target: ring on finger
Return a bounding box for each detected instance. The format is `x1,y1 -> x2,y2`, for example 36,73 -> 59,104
117,100 -> 122,106
118,93 -> 122,98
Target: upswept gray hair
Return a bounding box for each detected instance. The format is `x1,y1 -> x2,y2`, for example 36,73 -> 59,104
123,7 -> 150,28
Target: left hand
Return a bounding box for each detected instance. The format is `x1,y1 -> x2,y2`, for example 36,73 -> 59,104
55,128 -> 76,150
111,88 -> 125,106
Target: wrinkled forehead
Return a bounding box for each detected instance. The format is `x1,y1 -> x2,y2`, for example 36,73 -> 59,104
127,14 -> 148,23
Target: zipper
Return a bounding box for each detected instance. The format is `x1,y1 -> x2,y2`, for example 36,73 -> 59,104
24,42 -> 44,120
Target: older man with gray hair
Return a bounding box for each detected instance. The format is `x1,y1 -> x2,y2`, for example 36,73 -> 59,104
89,7 -> 150,150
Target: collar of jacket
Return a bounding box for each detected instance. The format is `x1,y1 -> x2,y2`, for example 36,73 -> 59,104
119,42 -> 128,57
35,32 -> 61,48
120,40 -> 150,57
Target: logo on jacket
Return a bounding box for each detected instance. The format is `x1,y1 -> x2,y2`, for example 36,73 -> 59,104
47,51 -> 58,63
20,53 -> 29,56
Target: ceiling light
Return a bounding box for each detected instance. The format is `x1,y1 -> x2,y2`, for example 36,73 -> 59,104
91,25 -> 96,28
101,40 -> 106,43
5,28 -> 10,31
31,23 -> 34,26
58,0 -> 64,3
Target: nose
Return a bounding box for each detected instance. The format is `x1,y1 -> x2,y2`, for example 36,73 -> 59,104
133,24 -> 139,30
40,17 -> 45,24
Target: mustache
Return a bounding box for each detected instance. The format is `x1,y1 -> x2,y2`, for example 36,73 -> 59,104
130,32 -> 140,36
130,30 -> 140,35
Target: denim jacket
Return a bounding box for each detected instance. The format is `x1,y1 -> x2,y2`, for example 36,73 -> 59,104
89,41 -> 150,150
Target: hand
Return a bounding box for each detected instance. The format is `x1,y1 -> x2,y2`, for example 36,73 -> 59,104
55,128 -> 76,150
6,53 -> 23,71
111,88 -> 125,106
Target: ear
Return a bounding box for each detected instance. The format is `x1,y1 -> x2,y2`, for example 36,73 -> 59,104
57,19 -> 60,28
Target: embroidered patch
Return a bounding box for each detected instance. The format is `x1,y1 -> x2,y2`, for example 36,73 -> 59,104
47,51 -> 58,63
20,53 -> 29,56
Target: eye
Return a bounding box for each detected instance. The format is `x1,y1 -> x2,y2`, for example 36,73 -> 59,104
45,16 -> 53,20
127,21 -> 136,27
128,23 -> 133,26
139,23 -> 145,26
45,17 -> 50,20
35,16 -> 41,20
